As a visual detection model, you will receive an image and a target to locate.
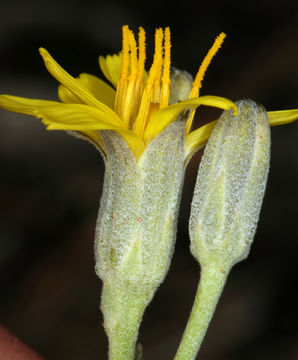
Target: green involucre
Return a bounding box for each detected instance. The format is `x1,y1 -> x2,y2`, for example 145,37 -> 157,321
189,99 -> 271,269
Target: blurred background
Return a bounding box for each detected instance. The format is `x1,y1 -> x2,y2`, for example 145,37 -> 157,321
0,0 -> 297,359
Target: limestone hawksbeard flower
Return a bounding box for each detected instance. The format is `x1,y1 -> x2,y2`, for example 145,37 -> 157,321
0,26 -> 296,160
1,25 -> 297,360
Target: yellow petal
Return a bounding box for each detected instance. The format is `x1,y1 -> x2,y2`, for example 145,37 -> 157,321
144,95 -> 237,143
99,53 -> 122,88
0,94 -> 61,116
34,103 -> 123,130
268,109 -> 298,126
58,85 -> 83,104
78,73 -> 115,108
185,120 -> 217,163
39,48 -> 116,118
58,73 -> 116,109
0,94 -> 122,128
33,102 -> 144,158
0,94 -> 144,158
0,94 -> 106,149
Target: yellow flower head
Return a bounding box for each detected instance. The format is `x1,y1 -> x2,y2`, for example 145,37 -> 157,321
0,26 -> 297,161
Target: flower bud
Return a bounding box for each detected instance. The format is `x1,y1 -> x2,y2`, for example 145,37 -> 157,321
189,100 -> 270,270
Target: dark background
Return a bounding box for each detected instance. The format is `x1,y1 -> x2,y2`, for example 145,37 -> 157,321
0,0 -> 297,359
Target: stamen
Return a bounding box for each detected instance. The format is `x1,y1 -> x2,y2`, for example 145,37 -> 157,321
160,27 -> 171,109
186,32 -> 226,133
134,28 -> 164,137
115,25 -> 130,117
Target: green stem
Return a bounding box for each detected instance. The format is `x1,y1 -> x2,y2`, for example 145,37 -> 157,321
174,264 -> 229,360
101,281 -> 148,360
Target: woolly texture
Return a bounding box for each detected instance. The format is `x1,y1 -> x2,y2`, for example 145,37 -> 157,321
189,99 -> 271,269
95,117 -> 186,289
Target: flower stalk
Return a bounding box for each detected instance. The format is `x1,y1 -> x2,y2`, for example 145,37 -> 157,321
174,264 -> 228,360
101,280 -> 148,360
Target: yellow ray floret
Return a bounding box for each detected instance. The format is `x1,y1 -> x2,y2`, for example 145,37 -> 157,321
58,73 -> 116,109
144,96 -> 237,143
99,53 -> 122,88
267,109 -> 298,126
